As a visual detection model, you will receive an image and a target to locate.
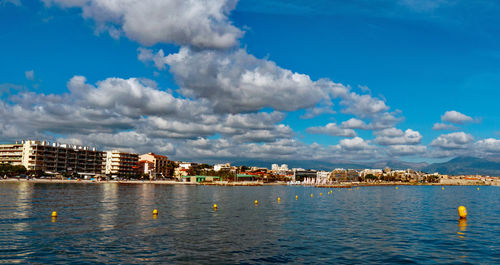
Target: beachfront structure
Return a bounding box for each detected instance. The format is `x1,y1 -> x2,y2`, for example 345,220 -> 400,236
0,143 -> 24,166
0,140 -> 104,174
139,152 -> 169,179
180,175 -> 220,183
104,150 -> 139,176
214,163 -> 231,171
272,164 -> 289,172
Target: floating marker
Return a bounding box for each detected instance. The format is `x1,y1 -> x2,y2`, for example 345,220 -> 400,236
254,200 -> 258,205
320,193 -> 323,196
458,206 -> 467,219
442,187 -> 445,190
477,187 -> 480,191
396,187 -> 399,190
213,204 -> 218,210
310,194 -> 314,198
277,197 -> 281,202
153,209 -> 158,215
51,211 -> 57,217
295,195 -> 298,200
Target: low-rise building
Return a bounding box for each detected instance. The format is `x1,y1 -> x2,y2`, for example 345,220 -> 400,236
139,152 -> 169,179
214,163 -> 231,171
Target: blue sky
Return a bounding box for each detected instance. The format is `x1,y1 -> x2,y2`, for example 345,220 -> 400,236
0,0 -> 499,165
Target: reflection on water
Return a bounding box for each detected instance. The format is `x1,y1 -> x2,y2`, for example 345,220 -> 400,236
0,183 -> 498,264
98,183 -> 118,232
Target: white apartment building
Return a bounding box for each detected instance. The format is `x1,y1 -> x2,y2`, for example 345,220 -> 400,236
214,163 -> 231,171
0,140 -> 104,174
104,151 -> 139,176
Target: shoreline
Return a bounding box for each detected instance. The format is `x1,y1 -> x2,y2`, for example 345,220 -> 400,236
0,178 -> 497,187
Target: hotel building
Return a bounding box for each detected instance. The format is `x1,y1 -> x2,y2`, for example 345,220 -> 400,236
104,150 -> 139,176
138,152 -> 169,179
0,140 -> 104,174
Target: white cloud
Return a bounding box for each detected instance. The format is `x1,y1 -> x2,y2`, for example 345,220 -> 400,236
340,118 -> 370,130
307,123 -> 357,137
43,0 -> 243,49
430,132 -> 474,149
375,128 -> 422,145
339,137 -> 371,151
340,92 -> 389,118
300,105 -> 335,119
432,122 -> 458,130
474,138 -> 500,154
149,46 -> 347,113
441,110 -> 473,124
387,145 -> 427,156
25,70 -> 34,81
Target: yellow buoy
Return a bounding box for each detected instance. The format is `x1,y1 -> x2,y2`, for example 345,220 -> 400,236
277,197 -> 281,202
310,194 -> 314,198
396,187 -> 398,190
51,211 -> 57,217
458,206 -> 467,219
213,204 -> 218,209
477,187 -> 480,191
254,200 -> 258,205
153,209 -> 158,215
295,195 -> 298,200
442,187 -> 444,190
320,193 -> 323,196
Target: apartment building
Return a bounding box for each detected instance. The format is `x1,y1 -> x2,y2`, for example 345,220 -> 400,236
0,140 -> 104,174
138,152 -> 169,179
0,143 -> 24,166
104,150 -> 139,176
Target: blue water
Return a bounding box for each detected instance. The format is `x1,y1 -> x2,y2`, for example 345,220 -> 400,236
0,182 -> 499,264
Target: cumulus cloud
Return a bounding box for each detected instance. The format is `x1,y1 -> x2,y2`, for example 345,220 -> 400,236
306,123 -> 357,137
300,105 -> 335,119
339,137 -> 372,151
432,122 -> 458,130
430,132 -> 474,149
387,145 -> 427,156
340,92 -> 389,118
43,0 -> 243,49
374,128 -> 422,145
144,47 -> 347,113
340,118 -> 370,130
441,110 -> 474,124
474,138 -> 500,154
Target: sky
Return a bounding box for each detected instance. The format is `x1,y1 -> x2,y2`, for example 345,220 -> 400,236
0,0 -> 499,165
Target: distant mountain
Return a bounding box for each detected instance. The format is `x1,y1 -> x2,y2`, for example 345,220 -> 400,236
422,156 -> 500,176
230,159 -> 428,171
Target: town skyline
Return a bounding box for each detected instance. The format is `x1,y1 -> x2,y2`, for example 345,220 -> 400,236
0,0 -> 499,165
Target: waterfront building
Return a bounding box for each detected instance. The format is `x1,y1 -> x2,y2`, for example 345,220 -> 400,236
104,150 -> 139,177
0,142 -> 23,166
138,152 -> 169,179
214,163 -> 231,171
0,140 -> 104,174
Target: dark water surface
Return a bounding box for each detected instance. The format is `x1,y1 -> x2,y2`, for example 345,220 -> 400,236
0,182 -> 499,264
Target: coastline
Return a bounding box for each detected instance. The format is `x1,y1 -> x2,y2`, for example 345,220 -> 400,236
1,178 -> 497,186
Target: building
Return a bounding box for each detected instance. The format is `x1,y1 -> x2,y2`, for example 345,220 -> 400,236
272,164 -> 288,172
0,140 -> 104,174
104,150 -> 139,177
0,142 -> 24,166
139,152 -> 169,179
214,163 -> 231,171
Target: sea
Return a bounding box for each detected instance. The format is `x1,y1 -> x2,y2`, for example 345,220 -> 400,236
0,182 -> 498,264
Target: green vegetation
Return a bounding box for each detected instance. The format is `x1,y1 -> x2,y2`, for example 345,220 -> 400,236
0,164 -> 27,176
